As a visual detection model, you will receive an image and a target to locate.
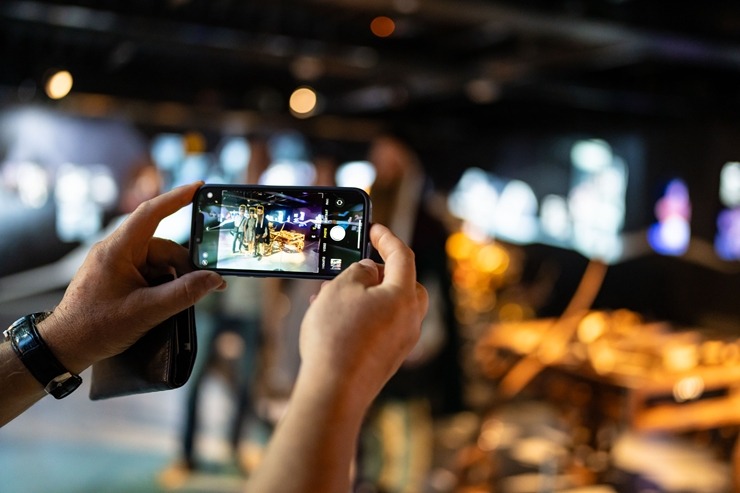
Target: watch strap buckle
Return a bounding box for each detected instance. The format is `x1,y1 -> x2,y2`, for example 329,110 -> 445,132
45,372 -> 84,399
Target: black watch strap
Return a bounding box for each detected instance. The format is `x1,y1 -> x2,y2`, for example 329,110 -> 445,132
4,312 -> 82,399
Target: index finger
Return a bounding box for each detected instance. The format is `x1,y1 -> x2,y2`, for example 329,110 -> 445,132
369,223 -> 417,289
117,181 -> 203,241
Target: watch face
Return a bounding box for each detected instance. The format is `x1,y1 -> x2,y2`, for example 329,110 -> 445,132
8,312 -> 82,399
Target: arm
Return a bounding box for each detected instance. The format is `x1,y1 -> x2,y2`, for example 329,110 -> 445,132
0,182 -> 226,426
246,223 -> 429,493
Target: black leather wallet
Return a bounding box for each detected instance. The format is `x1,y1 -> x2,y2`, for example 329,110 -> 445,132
89,276 -> 197,400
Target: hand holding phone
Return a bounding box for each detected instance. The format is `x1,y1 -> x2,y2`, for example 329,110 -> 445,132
190,184 -> 372,279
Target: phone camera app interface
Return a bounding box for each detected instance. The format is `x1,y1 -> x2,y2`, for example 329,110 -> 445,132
195,187 -> 366,276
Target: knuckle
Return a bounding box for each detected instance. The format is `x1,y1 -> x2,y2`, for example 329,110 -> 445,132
179,279 -> 199,306
133,197 -> 155,216
406,248 -> 416,263
88,240 -> 111,264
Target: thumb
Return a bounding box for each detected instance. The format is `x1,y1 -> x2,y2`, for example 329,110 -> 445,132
141,270 -> 226,318
337,258 -> 380,287
176,270 -> 227,307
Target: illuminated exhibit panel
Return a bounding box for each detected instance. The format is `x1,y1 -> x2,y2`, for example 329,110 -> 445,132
715,162 -> 740,261
647,179 -> 691,256
448,138 -> 629,263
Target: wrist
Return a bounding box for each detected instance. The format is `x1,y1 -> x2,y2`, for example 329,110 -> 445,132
293,363 -> 375,420
5,312 -> 83,399
35,310 -> 93,375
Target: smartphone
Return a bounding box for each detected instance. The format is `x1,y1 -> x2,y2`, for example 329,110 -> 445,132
190,184 -> 372,279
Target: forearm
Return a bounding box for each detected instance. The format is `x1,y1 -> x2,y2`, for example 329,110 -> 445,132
0,340 -> 46,426
245,371 -> 369,493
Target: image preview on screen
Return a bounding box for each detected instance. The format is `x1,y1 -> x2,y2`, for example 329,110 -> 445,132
193,186 -> 367,277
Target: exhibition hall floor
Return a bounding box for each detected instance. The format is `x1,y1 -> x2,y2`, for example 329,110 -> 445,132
1,368 -> 249,493
1,291 -> 248,493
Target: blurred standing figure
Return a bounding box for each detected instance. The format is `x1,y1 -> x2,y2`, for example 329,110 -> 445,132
159,136 -> 271,487
357,134 -> 464,493
368,135 -> 425,247
259,154 -> 340,413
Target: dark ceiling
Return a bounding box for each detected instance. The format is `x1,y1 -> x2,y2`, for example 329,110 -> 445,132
1,1 -> 739,292
2,0 -> 740,144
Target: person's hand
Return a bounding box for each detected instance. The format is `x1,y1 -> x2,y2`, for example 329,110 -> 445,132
298,223 -> 429,410
38,182 -> 226,373
243,224 -> 426,493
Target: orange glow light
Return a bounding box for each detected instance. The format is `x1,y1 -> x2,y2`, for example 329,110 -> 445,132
476,244 -> 510,275
446,231 -> 478,261
370,16 -> 395,38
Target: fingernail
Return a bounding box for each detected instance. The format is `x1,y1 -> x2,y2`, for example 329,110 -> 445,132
206,272 -> 227,290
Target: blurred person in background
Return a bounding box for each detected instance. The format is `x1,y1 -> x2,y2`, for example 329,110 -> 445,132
159,137 -> 272,487
356,133 -> 464,493
258,153 -> 340,417
118,161 -> 163,214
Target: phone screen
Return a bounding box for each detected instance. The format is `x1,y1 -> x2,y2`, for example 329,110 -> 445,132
190,184 -> 371,279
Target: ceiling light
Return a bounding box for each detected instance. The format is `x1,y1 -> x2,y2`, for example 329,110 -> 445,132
289,87 -> 318,118
45,70 -> 73,99
370,16 -> 395,38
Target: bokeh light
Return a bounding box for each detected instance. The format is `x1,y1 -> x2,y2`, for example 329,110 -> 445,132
289,87 -> 318,117
336,161 -> 376,191
45,70 -> 73,99
370,16 -> 395,37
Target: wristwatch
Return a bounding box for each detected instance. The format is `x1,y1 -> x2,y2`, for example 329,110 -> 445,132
4,312 -> 82,399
